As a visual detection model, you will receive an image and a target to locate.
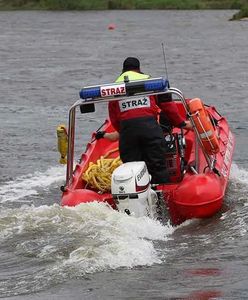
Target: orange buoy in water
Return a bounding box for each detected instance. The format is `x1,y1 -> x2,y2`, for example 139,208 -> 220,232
108,23 -> 116,30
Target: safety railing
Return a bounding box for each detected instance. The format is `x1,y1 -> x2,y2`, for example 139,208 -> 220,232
65,83 -> 215,187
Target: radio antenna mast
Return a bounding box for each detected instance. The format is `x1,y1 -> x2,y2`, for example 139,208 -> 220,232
161,42 -> 170,85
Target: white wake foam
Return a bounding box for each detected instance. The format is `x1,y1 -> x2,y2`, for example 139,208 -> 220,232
64,204 -> 174,272
0,166 -> 66,203
0,203 -> 174,275
230,163 -> 248,185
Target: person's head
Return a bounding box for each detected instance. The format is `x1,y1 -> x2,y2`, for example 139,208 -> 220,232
122,57 -> 140,73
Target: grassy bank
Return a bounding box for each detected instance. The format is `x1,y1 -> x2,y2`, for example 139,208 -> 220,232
0,0 -> 247,19
230,4 -> 248,19
0,0 -> 246,10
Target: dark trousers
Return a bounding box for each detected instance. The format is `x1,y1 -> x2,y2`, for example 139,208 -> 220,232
119,117 -> 169,184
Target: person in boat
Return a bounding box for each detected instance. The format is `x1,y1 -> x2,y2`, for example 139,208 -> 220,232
96,57 -> 192,183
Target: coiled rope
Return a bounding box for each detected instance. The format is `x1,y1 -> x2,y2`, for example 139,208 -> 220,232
82,148 -> 122,192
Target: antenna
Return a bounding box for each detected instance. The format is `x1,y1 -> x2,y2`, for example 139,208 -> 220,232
161,42 -> 170,85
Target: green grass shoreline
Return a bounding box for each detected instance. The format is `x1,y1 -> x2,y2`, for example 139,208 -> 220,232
0,0 -> 247,19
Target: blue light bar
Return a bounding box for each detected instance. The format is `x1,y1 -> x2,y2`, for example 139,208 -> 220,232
144,79 -> 168,91
79,86 -> 101,99
79,78 -> 168,100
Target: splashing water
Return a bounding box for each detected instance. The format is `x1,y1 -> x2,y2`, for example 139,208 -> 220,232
228,163 -> 248,205
230,163 -> 248,186
0,166 -> 65,204
0,201 -> 173,296
0,203 -> 174,266
0,163 -> 248,296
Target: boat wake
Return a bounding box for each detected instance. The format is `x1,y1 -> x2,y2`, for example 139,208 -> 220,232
0,166 -> 65,204
230,163 -> 248,185
0,163 -> 247,296
0,202 -> 173,297
228,163 -> 248,205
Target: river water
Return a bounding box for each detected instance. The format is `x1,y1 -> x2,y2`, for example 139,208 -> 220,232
0,9 -> 248,300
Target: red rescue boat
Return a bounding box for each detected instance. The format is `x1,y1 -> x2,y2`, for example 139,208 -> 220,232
58,78 -> 235,225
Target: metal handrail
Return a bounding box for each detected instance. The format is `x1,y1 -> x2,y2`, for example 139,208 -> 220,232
65,88 -> 215,187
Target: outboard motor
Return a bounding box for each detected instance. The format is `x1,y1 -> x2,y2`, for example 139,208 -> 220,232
111,161 -> 158,218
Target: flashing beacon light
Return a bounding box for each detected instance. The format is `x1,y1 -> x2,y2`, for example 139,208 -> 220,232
79,78 -> 169,100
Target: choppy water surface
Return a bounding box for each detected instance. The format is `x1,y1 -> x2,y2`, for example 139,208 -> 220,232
0,10 -> 248,299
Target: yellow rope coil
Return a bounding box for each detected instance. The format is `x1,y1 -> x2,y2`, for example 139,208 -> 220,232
82,148 -> 122,192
